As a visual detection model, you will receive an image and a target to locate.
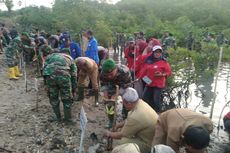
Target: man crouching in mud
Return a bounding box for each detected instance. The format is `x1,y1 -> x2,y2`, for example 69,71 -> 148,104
100,58 -> 132,128
152,108 -> 213,153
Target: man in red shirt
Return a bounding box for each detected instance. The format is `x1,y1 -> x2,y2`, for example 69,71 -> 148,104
136,38 -> 147,55
124,37 -> 140,71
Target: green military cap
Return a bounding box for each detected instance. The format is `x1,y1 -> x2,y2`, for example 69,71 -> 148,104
102,58 -> 116,73
21,32 -> 30,39
41,45 -> 53,57
61,48 -> 71,55
128,37 -> 135,42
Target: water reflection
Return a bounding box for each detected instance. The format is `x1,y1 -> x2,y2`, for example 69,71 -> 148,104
189,63 -> 230,124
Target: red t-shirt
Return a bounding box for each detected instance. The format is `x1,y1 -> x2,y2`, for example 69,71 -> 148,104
224,112 -> 230,120
135,53 -> 151,78
124,46 -> 140,70
136,39 -> 148,54
139,60 -> 171,88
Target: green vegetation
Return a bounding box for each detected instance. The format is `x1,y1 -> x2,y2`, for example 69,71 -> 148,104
0,0 -> 230,46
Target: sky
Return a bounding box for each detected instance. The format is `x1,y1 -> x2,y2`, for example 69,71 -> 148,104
0,0 -> 121,11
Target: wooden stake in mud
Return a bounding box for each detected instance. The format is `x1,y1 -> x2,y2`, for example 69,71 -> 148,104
79,106 -> 88,153
24,61 -> 28,92
210,47 -> 223,119
79,32 -> 83,56
34,78 -> 39,112
19,53 -> 23,69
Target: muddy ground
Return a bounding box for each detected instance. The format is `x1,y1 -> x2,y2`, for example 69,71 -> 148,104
0,54 -> 229,153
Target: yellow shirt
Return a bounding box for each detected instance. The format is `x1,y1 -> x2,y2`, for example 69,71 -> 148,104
121,100 -> 158,146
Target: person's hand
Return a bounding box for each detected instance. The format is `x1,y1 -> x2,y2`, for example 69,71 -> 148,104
72,91 -> 77,98
104,130 -> 111,137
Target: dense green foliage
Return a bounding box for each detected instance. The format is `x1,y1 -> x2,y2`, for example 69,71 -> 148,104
1,0 -> 230,46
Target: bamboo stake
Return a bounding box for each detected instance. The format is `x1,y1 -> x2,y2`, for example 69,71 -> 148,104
210,47 -> 223,119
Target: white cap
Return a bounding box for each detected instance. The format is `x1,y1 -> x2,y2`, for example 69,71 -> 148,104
122,87 -> 139,102
112,143 -> 141,153
152,145 -> 176,153
152,45 -> 162,52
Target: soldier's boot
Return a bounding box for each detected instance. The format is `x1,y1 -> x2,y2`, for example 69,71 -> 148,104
64,108 -> 72,122
49,106 -> 61,122
63,99 -> 74,122
105,114 -> 114,129
76,87 -> 84,101
86,89 -> 95,96
63,107 -> 75,125
14,66 -> 23,77
8,67 -> 19,80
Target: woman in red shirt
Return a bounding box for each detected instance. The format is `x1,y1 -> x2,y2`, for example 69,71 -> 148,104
139,45 -> 171,112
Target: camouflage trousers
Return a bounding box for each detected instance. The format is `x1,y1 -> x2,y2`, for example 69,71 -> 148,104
46,75 -> 73,110
5,47 -> 18,67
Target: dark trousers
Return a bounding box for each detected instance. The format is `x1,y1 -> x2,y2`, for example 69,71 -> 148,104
142,86 -> 162,113
224,118 -> 230,133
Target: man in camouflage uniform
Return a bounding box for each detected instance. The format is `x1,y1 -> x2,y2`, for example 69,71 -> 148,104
161,32 -> 176,50
21,32 -> 35,63
186,32 -> 195,51
38,44 -> 53,68
1,24 -> 11,45
100,58 -> 132,128
216,33 -> 225,47
43,48 -> 77,122
37,44 -> 54,76
5,35 -> 23,80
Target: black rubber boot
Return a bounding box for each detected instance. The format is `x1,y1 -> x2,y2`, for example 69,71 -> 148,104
49,106 -> 61,122
76,87 -> 84,101
64,108 -> 72,121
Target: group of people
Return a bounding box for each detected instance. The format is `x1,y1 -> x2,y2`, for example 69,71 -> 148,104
106,88 -> 213,153
100,33 -> 212,153
123,32 -> 171,113
1,24 -> 230,153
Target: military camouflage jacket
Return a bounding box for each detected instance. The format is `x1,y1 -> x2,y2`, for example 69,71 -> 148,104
8,36 -> 23,53
100,64 -> 132,92
43,53 -> 77,89
43,53 -> 77,77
